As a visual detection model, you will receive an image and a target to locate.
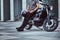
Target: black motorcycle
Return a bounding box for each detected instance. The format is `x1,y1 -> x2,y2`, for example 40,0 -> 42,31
21,2 -> 58,32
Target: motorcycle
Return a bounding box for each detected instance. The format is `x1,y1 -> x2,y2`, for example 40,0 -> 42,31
21,2 -> 58,32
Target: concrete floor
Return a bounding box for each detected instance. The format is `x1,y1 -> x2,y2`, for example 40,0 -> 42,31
0,21 -> 60,40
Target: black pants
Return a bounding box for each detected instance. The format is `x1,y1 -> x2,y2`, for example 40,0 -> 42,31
19,10 -> 37,30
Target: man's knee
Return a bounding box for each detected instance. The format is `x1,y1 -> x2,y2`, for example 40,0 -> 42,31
21,10 -> 27,17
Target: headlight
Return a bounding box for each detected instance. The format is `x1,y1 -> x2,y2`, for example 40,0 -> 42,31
50,6 -> 53,10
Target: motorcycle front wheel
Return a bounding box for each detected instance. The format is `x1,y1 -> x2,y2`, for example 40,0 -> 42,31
43,18 -> 58,32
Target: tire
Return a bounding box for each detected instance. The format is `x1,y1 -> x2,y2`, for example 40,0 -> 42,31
25,24 -> 32,30
43,18 -> 58,32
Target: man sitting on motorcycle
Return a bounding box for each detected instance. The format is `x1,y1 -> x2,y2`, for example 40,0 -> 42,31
16,0 -> 39,31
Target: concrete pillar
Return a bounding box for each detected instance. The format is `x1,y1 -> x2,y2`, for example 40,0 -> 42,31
10,0 -> 14,21
1,0 -> 4,21
22,0 -> 26,20
0,0 -> 1,21
22,0 -> 26,10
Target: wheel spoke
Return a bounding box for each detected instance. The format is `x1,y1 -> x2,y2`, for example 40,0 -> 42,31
46,19 -> 54,30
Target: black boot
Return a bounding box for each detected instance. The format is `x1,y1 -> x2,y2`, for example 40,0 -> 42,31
16,27 -> 24,32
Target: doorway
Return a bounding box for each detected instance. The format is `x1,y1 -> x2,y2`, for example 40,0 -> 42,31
3,0 -> 10,21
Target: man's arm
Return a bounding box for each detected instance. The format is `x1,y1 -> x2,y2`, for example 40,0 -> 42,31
26,5 -> 30,12
30,3 -> 39,13
34,3 -> 39,11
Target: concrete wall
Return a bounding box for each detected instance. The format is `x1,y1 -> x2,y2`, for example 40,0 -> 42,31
58,0 -> 60,20
43,0 -> 58,19
13,0 -> 22,21
0,0 -> 1,20
10,0 -> 26,21
0,0 -> 60,21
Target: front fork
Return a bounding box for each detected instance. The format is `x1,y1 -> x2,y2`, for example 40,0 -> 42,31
47,14 -> 51,25
46,7 -> 51,25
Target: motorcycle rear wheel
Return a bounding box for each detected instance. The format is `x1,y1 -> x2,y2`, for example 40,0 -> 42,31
25,24 -> 32,30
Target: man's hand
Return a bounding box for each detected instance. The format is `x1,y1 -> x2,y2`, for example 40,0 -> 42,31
26,10 -> 30,13
26,10 -> 34,13
30,10 -> 35,13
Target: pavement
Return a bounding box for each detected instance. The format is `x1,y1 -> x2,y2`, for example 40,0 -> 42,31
0,21 -> 60,40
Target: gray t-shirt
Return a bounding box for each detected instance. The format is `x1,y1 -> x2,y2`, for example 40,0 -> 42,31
28,0 -> 39,10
